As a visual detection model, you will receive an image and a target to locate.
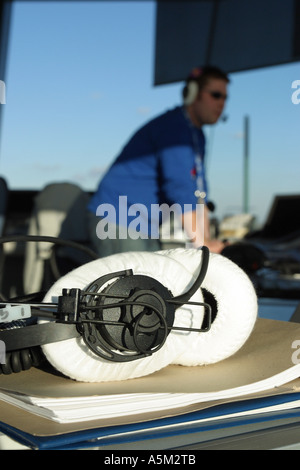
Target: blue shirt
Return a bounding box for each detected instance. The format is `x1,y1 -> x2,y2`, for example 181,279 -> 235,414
88,106 -> 207,236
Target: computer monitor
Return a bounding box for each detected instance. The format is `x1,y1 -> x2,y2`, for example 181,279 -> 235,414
262,194 -> 300,239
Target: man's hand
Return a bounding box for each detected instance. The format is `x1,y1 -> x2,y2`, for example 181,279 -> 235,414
182,206 -> 228,253
204,238 -> 228,253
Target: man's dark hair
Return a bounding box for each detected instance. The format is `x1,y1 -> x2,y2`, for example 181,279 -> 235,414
186,65 -> 230,89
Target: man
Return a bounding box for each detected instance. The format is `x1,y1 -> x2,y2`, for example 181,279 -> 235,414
88,66 -> 229,256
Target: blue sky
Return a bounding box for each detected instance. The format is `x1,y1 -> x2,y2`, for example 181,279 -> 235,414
0,0 -> 299,226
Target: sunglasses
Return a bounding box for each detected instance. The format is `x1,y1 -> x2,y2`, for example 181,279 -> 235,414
205,90 -> 228,101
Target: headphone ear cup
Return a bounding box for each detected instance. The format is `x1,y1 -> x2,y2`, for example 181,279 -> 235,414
160,248 -> 258,366
183,80 -> 199,105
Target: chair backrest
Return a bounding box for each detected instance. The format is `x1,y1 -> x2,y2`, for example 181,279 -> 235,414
23,182 -> 90,294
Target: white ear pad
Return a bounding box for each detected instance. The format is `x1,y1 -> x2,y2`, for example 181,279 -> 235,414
159,248 -> 258,366
183,80 -> 199,105
41,251 -> 205,382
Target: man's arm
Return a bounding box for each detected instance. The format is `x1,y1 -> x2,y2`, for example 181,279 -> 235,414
182,205 -> 226,253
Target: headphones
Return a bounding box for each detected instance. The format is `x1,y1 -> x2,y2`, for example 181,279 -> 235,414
183,81 -> 200,105
0,236 -> 211,374
182,66 -> 203,105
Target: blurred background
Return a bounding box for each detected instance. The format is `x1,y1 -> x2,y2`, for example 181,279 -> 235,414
0,1 -> 299,313
0,0 -> 299,226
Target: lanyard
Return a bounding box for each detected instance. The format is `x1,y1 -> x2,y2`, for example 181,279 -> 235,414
182,107 -> 206,199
